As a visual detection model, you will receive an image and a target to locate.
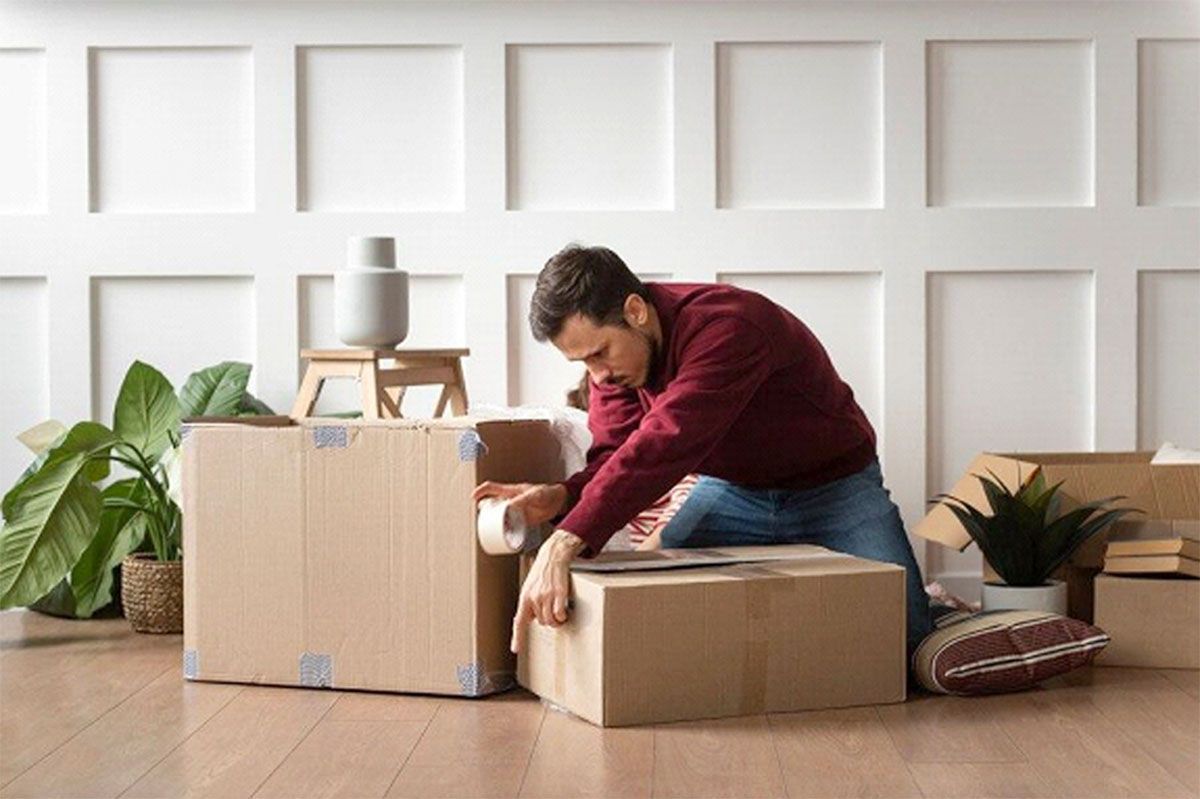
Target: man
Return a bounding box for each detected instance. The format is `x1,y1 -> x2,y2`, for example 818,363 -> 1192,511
473,245 -> 932,660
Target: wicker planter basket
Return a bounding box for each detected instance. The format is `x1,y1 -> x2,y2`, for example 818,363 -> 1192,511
121,554 -> 183,634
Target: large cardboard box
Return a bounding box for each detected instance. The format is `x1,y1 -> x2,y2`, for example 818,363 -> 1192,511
517,545 -> 907,727
917,452 -> 1200,620
1093,574 -> 1200,668
181,415 -> 567,696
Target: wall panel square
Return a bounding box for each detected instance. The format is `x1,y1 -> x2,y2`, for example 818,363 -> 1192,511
506,44 -> 673,210
0,277 -> 49,489
927,40 -> 1094,207
89,47 -> 254,212
1138,39 -> 1200,207
0,49 -> 46,213
1138,270 -> 1200,449
717,42 -> 882,209
91,276 -> 256,421
297,46 -> 464,211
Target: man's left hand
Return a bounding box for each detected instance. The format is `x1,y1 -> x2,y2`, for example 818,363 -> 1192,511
511,529 -> 586,654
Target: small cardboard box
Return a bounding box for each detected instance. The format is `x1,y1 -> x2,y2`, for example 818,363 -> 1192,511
1094,574 -> 1200,668
517,545 -> 907,727
181,415 -> 567,697
918,452 -> 1200,620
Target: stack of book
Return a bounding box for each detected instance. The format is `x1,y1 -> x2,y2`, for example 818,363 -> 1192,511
1103,520 -> 1199,578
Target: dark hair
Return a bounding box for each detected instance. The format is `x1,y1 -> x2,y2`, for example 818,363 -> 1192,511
529,245 -> 650,342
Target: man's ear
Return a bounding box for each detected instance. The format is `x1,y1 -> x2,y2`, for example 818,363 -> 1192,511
623,294 -> 648,328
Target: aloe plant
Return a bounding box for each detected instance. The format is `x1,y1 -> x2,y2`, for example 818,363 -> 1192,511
0,360 -> 274,616
933,469 -> 1135,587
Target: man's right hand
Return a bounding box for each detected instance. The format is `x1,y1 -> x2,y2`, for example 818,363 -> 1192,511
471,481 -> 568,527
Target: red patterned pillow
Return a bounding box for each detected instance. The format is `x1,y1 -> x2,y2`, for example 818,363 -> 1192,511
914,609 -> 1109,695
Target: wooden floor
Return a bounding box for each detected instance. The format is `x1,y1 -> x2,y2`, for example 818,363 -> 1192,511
1,610 -> 1197,799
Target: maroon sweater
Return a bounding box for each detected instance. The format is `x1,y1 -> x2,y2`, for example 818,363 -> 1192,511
558,282 -> 878,556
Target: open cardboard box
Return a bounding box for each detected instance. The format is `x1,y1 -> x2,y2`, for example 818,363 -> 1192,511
916,452 -> 1200,620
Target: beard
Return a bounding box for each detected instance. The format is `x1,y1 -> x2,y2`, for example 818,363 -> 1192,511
637,327 -> 662,388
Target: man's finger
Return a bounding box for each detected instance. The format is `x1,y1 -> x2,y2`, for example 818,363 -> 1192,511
533,592 -> 551,627
471,481 -> 496,502
552,589 -> 568,624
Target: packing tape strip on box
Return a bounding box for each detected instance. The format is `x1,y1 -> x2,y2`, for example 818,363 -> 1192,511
477,497 -> 545,555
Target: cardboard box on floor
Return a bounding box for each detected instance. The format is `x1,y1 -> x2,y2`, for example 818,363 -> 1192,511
517,545 -> 907,727
1093,574 -> 1200,668
916,452 -> 1200,621
181,415 -> 567,696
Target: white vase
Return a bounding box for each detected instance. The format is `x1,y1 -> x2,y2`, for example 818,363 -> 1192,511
334,236 -> 410,348
981,579 -> 1068,615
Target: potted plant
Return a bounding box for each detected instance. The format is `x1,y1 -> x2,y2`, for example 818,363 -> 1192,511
933,469 -> 1134,614
0,360 -> 274,631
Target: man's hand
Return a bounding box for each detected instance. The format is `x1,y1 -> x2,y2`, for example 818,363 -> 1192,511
472,482 -> 568,527
510,529 -> 586,653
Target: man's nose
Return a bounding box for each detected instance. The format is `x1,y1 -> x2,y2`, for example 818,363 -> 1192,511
589,366 -> 612,384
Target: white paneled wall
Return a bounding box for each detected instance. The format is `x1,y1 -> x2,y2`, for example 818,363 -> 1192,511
1,1 -> 1197,596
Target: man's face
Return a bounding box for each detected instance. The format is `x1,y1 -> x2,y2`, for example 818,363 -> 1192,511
553,312 -> 655,390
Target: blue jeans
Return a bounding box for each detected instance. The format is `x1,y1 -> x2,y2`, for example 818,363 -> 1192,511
660,459 -> 933,660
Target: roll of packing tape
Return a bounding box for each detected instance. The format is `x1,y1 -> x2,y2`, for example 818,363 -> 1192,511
477,498 -> 541,555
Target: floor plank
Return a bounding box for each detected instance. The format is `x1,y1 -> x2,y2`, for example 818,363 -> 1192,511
1158,668 -> 1200,700
0,613 -> 180,787
518,708 -> 654,799
652,715 -> 786,799
993,684 -> 1193,799
906,763 -> 1057,798
253,718 -> 427,798
1,669 -> 242,798
768,706 -> 922,798
876,692 -> 1026,763
120,685 -> 338,798
1059,667 -> 1200,794
386,693 -> 545,798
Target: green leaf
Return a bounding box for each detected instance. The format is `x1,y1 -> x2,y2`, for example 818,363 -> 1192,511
71,479 -> 149,618
113,361 -> 180,463
179,361 -> 251,419
0,453 -> 103,609
28,577 -> 79,618
237,390 -> 275,416
3,422 -> 116,521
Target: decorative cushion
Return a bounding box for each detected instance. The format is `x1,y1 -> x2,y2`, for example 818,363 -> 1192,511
913,608 -> 1109,695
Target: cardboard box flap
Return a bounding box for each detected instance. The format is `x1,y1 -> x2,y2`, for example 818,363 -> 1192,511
915,453 -> 1042,551
917,451 -> 1200,553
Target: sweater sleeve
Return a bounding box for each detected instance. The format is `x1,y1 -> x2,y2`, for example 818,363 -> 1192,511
558,318 -> 773,556
559,377 -> 645,511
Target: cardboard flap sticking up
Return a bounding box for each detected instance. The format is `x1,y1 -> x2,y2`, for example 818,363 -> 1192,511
915,453 -> 1041,551
917,451 -> 1200,553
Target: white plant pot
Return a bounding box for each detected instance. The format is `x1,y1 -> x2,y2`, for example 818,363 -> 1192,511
335,236 -> 409,348
981,579 -> 1068,615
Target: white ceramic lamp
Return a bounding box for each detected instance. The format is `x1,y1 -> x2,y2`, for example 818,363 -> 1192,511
334,236 -> 410,348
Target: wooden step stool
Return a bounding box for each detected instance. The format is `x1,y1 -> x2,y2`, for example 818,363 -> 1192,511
291,348 -> 469,420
